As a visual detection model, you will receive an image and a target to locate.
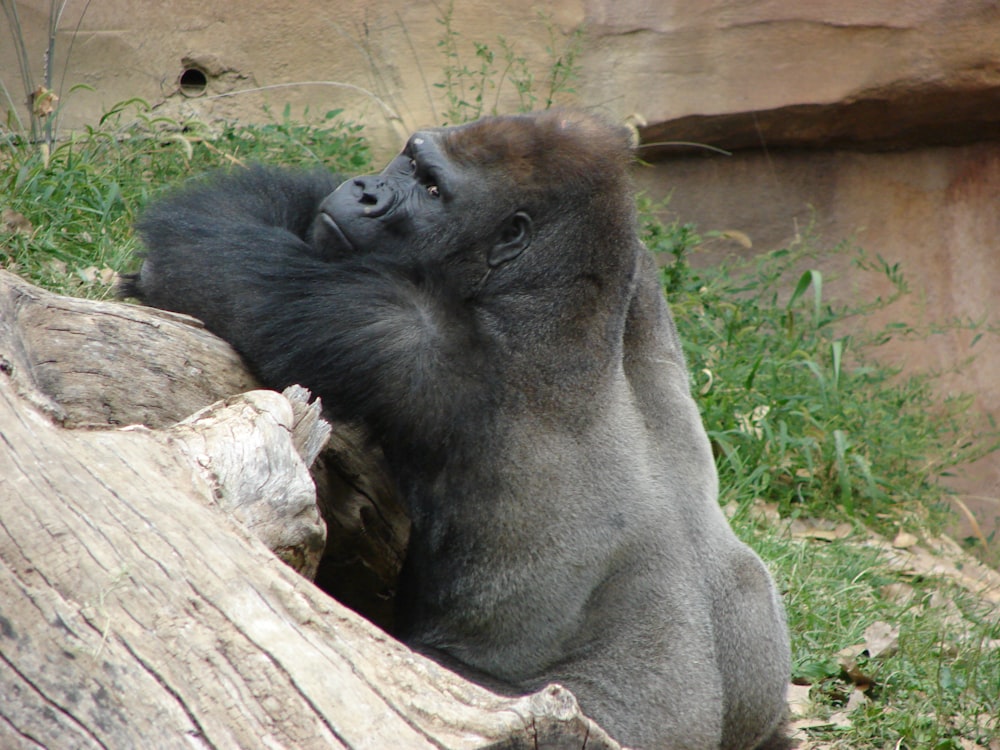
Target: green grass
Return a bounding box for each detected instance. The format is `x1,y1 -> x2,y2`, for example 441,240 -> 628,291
775,526 -> 997,747
1,108 -> 998,749
1,100 -> 371,297
747,520 -> 1000,748
645,212 -> 993,535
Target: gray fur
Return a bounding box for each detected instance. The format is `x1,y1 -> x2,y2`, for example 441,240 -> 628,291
122,111 -> 791,749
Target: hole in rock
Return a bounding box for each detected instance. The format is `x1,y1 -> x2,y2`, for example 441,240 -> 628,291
179,68 -> 208,97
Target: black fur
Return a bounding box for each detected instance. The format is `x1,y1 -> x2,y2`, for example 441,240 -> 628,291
122,111 -> 791,750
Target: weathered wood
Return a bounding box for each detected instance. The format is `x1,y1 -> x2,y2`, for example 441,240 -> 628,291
1,267 -> 409,625
0,269 -> 259,428
0,271 -> 619,749
0,269 -> 330,578
167,385 -> 330,578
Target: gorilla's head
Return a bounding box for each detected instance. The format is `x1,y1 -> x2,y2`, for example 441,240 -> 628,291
313,111 -> 636,289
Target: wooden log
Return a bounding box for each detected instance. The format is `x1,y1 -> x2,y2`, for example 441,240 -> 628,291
0,270 -> 618,749
0,267 -> 408,624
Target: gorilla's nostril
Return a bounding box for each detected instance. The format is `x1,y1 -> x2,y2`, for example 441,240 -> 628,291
360,192 -> 378,206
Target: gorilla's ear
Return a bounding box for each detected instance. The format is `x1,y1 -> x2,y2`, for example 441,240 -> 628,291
488,211 -> 532,268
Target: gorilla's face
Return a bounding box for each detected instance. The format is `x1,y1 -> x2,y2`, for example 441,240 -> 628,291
313,131 -> 531,270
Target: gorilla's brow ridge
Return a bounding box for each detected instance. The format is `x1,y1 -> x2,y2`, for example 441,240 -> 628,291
440,110 -> 633,194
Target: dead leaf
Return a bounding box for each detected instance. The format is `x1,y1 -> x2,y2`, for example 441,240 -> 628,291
879,581 -> 915,605
892,530 -> 919,549
698,368 -> 713,395
791,519 -> 853,542
927,591 -> 971,632
735,405 -> 769,439
1,208 -> 32,235
31,86 -> 58,118
787,683 -> 813,717
748,498 -> 782,527
836,644 -> 876,689
862,620 -> 899,659
75,266 -> 117,286
844,688 -> 869,712
859,533 -> 1000,605
718,229 -> 753,249
836,643 -> 866,663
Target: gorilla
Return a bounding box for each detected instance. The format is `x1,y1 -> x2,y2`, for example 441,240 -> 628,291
121,110 -> 791,750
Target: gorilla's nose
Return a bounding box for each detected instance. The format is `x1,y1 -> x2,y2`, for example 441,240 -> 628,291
352,176 -> 394,218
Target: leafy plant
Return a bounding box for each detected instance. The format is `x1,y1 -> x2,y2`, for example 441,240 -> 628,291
433,2 -> 583,124
642,203 -> 997,532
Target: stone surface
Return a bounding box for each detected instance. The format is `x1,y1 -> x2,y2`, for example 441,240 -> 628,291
584,1 -> 1000,152
0,0 -> 585,157
7,2 -> 1000,153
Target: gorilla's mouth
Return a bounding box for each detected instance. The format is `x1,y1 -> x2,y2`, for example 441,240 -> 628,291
320,211 -> 355,253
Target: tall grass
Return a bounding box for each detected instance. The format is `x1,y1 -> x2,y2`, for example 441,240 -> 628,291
644,209 -> 995,535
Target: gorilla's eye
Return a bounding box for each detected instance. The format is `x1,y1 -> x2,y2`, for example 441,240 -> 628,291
407,159 -> 418,174
427,184 -> 441,198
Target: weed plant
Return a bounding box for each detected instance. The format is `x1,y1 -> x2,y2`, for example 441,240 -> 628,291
1,0 -> 78,145
433,2 -> 582,124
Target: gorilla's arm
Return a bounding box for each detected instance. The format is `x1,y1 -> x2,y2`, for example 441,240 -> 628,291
127,165 -> 344,268
125,220 -> 479,451
120,166 -> 342,350
245,258 -> 485,446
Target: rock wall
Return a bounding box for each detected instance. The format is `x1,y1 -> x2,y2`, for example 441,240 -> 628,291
0,0 -> 586,156
3,0 -> 998,537
588,2 -> 1000,153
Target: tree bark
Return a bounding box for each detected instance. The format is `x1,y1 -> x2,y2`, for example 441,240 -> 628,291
0,270 -> 619,750
1,266 -> 409,626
